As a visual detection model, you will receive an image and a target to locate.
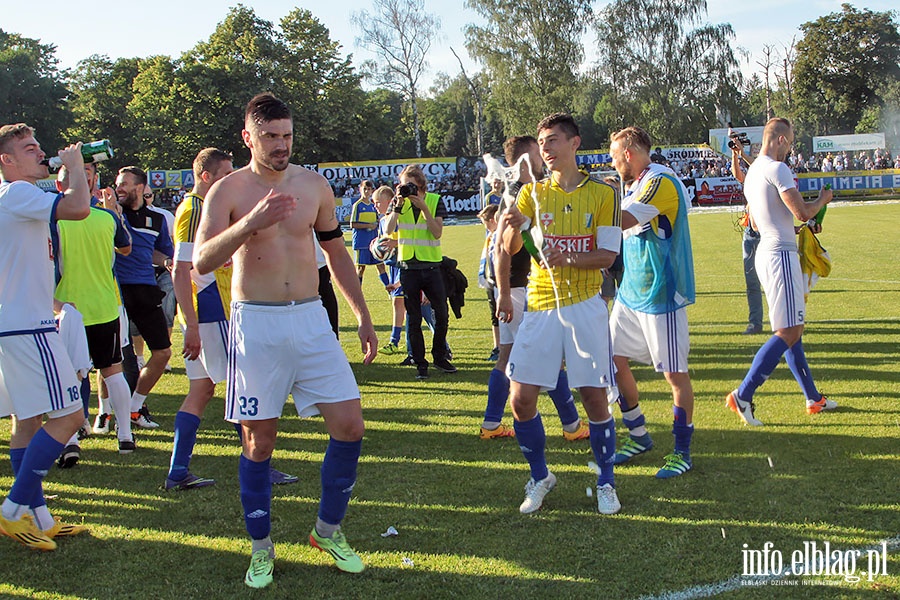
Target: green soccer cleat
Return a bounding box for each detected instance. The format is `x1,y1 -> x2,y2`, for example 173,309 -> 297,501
244,549 -> 274,589
309,528 -> 365,573
613,435 -> 653,464
655,452 -> 692,479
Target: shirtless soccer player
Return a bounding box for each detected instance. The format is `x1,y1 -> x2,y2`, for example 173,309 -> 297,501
194,93 -> 377,589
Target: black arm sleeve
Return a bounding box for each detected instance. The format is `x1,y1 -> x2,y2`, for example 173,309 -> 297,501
315,225 -> 343,242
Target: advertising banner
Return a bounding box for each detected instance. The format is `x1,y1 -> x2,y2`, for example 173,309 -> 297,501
688,176 -> 745,205
578,145 -> 722,170
797,170 -> 900,194
314,157 -> 457,184
149,169 -> 192,189
812,133 -> 886,153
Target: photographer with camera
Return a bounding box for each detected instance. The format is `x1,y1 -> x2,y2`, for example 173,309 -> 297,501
384,165 -> 456,379
729,129 -> 764,335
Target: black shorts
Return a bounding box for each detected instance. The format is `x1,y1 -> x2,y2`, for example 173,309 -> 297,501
120,284 -> 171,351
85,318 -> 123,370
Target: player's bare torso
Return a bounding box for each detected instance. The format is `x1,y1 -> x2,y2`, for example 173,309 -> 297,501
223,165 -> 329,302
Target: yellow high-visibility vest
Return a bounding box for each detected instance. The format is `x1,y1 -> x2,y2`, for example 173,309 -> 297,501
397,192 -> 442,263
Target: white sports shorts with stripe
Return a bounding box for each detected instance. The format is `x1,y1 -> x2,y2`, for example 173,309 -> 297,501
182,320 -> 230,383
507,294 -> 615,391
756,249 -> 805,331
0,330 -> 82,420
494,286 -> 526,346
610,302 -> 690,373
225,300 -> 360,422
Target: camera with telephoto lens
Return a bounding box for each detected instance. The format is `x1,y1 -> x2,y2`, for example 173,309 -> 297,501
398,182 -> 418,198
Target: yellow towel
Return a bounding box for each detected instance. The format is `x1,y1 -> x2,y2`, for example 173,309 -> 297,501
798,227 -> 832,301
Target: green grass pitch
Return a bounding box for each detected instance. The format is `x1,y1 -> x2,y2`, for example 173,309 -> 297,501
1,202 -> 898,599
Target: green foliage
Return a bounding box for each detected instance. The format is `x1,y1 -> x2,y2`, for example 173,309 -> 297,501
0,29 -> 70,154
66,55 -> 140,178
794,4 -> 900,136
352,0 -> 440,158
67,6 -> 369,171
465,0 -> 593,137
595,0 -> 742,143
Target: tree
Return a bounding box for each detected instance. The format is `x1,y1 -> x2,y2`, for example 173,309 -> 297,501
421,73 -> 476,156
0,30 -> 70,153
352,0 -> 440,157
465,0 -> 593,136
594,0 -> 742,143
66,55 -> 140,175
794,4 -> 900,136
357,88 -> 413,159
280,8 -> 368,162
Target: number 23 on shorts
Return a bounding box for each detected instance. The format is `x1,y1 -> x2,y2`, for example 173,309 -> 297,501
238,395 -> 259,416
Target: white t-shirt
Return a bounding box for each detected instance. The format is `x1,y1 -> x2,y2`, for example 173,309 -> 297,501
744,155 -> 798,253
147,204 -> 175,243
57,303 -> 92,378
0,181 -> 59,335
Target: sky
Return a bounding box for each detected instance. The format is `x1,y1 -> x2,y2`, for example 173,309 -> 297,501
3,0 -> 898,92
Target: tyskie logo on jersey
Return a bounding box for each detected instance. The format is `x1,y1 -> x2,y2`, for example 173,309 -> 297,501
544,235 -> 593,253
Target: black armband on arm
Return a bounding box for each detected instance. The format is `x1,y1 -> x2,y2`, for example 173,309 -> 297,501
315,225 -> 343,242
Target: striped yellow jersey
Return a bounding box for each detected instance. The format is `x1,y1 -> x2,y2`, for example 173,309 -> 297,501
517,172 -> 620,311
173,193 -> 232,325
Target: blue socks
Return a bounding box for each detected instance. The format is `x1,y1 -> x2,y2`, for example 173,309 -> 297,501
7,429 -> 60,510
589,418 -> 616,487
784,339 -> 820,401
672,405 -> 693,461
484,369 -> 509,423
548,370 -> 578,426
514,414 -> 548,481
390,326 -> 402,346
239,455 -> 271,540
10,446 -> 48,511
168,411 -> 201,481
318,438 -> 362,526
9,448 -> 25,477
738,335 -> 790,401
80,376 -> 91,418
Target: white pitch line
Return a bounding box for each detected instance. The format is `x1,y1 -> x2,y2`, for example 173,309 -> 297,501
634,536 -> 900,600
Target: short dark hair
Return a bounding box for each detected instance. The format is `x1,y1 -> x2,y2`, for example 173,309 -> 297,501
537,113 -> 579,139
193,147 -> 233,180
0,123 -> 34,154
503,135 -> 537,165
245,93 -> 292,127
118,165 -> 147,186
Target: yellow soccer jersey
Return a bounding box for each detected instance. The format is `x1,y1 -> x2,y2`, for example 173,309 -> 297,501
517,172 -> 620,311
626,174 -> 680,238
173,193 -> 232,325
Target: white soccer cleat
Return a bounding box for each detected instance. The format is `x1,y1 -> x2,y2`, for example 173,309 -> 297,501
725,390 -> 764,426
596,483 -> 621,515
806,395 -> 837,414
519,471 -> 557,514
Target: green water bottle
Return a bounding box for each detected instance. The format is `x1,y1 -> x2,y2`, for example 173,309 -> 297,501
812,183 -> 831,226
45,139 -> 115,169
